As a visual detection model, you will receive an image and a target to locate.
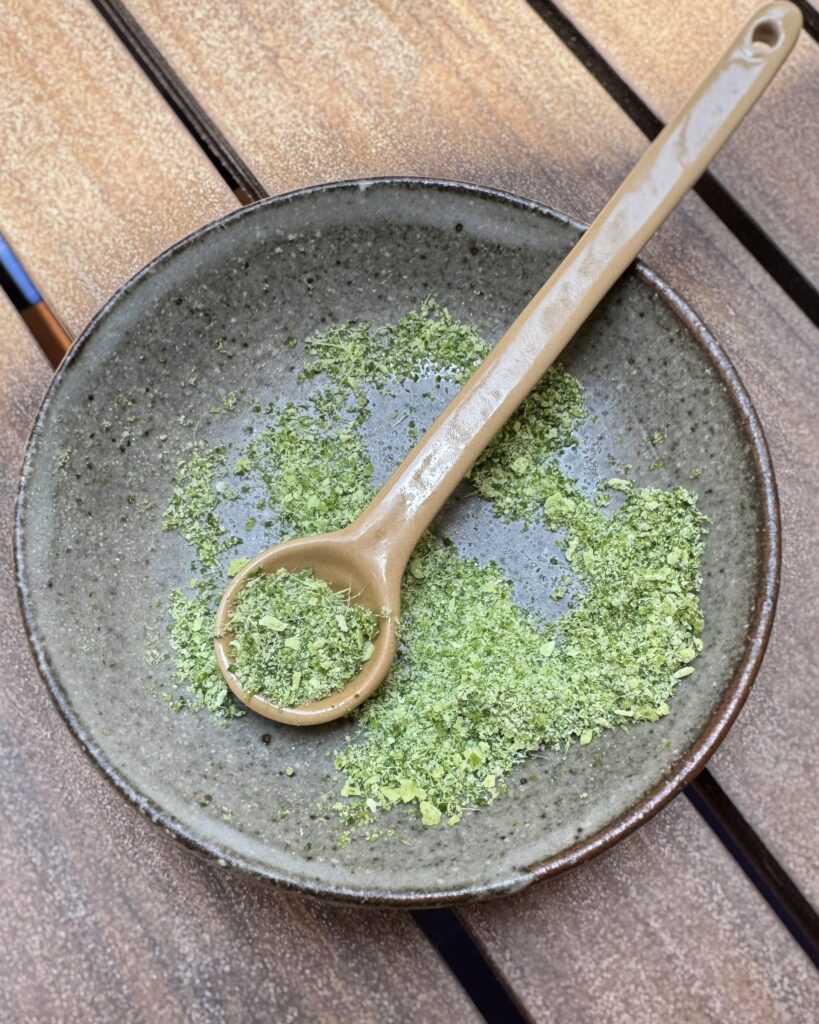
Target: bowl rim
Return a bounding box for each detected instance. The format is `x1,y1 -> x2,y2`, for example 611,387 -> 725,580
14,176 -> 781,906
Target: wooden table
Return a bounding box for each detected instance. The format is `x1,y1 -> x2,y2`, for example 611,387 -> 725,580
1,2 -> 817,1020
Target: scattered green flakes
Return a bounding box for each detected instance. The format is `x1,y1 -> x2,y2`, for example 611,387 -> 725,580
116,395 -> 133,408
649,457 -> 664,471
420,802 -> 442,826
101,419 -> 112,432
550,573 -> 572,601
55,448 -> 71,470
168,589 -> 241,717
246,403 -> 374,537
285,766 -> 295,777
159,299 -> 707,830
469,366 -> 586,525
477,445 -> 604,553
226,568 -> 380,707
650,430 -> 666,446
337,481 -> 704,825
331,485 -> 704,823
366,827 -> 398,842
144,627 -> 165,667
162,445 -> 239,567
690,467 -> 702,480
221,391 -> 238,411
382,299 -> 489,382
300,298 -> 489,419
227,556 -> 249,577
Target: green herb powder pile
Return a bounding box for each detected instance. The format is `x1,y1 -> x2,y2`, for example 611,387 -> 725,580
226,568 -> 379,706
161,299 -> 706,827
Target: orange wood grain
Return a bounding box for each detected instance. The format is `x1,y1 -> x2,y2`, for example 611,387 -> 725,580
0,0 -> 234,335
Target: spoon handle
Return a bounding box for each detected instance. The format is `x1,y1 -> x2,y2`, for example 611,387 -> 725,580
355,2 -> 800,574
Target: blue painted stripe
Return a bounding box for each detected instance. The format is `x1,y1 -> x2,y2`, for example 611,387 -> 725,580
0,231 -> 41,308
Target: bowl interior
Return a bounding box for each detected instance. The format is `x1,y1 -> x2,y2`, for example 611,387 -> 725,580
16,180 -> 768,902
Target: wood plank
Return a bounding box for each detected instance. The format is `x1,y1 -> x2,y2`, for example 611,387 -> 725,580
128,0 -> 819,901
0,0 -> 235,335
0,294 -> 481,1023
462,797 -> 819,1024
554,0 -> 819,286
124,0 -> 636,212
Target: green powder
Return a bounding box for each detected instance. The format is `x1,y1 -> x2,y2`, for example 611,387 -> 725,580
469,368 -> 587,526
336,483 -> 703,825
168,587 -> 241,716
246,405 -> 374,537
162,446 -> 239,567
300,298 -> 489,421
226,568 -> 379,706
160,299 -> 706,827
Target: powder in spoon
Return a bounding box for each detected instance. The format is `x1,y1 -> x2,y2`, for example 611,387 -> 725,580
225,568 -> 379,707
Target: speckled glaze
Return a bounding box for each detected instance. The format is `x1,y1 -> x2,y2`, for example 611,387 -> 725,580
15,180 -> 778,905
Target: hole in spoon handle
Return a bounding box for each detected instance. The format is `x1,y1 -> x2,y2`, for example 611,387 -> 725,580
752,18 -> 782,49
746,3 -> 802,57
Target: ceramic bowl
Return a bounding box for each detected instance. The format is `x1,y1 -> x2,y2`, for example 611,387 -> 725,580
15,179 -> 778,904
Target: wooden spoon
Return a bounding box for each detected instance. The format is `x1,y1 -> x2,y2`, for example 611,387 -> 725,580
215,2 -> 800,725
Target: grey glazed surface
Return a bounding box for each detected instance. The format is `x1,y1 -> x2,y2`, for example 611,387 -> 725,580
16,181 -> 768,902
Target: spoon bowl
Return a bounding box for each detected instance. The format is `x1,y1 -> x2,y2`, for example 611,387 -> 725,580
214,526 -> 399,724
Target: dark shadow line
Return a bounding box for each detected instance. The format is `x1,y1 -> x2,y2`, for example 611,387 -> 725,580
526,0 -> 819,329
686,769 -> 819,969
90,0 -> 268,204
792,0 -> 819,43
412,908 -> 532,1023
